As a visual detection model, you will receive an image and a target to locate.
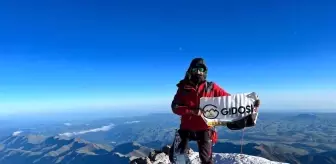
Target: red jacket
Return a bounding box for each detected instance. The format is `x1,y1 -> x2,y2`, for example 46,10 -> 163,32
171,80 -> 230,131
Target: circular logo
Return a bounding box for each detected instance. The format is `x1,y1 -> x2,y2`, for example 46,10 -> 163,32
202,104 -> 219,119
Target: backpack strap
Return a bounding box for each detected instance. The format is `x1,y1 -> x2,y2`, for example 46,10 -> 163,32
204,81 -> 214,93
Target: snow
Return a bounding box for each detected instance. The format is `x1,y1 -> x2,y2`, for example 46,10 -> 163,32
169,152 -> 289,164
189,153 -> 289,164
213,153 -> 288,164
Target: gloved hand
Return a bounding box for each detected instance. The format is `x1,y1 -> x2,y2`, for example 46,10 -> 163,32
191,108 -> 203,116
253,99 -> 261,112
254,99 -> 261,107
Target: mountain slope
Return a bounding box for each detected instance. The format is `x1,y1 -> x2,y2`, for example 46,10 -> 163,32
298,150 -> 336,164
0,134 -> 286,164
0,134 -> 129,164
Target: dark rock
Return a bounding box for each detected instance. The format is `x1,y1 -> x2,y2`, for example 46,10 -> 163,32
148,151 -> 156,161
162,145 -> 171,155
130,157 -> 152,164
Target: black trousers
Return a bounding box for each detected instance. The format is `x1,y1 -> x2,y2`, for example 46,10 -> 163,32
170,129 -> 213,164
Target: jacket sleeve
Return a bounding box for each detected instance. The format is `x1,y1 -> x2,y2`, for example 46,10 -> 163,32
212,83 -> 230,97
171,88 -> 193,116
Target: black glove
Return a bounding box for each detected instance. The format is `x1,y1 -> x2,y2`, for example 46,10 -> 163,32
254,99 -> 261,108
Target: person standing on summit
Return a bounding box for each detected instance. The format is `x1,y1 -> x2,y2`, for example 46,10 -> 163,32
170,58 -> 229,164
170,58 -> 260,164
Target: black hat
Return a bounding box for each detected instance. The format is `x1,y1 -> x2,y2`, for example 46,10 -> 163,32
188,58 -> 207,72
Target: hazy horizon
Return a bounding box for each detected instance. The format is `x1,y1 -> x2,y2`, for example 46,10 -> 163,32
1,107 -> 335,121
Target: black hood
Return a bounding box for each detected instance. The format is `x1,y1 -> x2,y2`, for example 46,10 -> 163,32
188,58 -> 207,72
183,58 -> 208,83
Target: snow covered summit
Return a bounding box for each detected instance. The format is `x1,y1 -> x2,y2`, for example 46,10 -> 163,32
190,152 -> 288,164
131,147 -> 288,164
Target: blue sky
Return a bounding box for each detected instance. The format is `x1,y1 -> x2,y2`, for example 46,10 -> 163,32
0,0 -> 335,114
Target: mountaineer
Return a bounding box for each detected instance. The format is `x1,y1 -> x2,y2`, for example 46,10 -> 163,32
169,58 -> 260,164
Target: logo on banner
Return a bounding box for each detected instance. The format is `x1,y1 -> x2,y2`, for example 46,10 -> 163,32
202,104 -> 219,119
202,104 -> 255,119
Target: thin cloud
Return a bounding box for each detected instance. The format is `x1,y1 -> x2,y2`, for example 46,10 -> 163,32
12,131 -> 23,136
64,123 -> 72,126
124,121 -> 140,124
58,124 -> 114,137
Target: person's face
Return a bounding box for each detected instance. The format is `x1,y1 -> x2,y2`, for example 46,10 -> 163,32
190,67 -> 206,76
189,66 -> 206,83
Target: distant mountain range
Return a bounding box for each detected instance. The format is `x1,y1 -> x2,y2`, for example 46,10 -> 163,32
0,134 -> 129,164
0,112 -> 335,164
1,134 -> 335,164
0,134 -> 289,164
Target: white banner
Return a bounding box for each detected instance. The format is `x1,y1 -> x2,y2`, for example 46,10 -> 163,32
199,92 -> 259,126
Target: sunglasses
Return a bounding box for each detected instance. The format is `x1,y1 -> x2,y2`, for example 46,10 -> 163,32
191,67 -> 206,73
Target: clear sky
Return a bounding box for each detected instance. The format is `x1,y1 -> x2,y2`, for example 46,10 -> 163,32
0,0 -> 335,114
